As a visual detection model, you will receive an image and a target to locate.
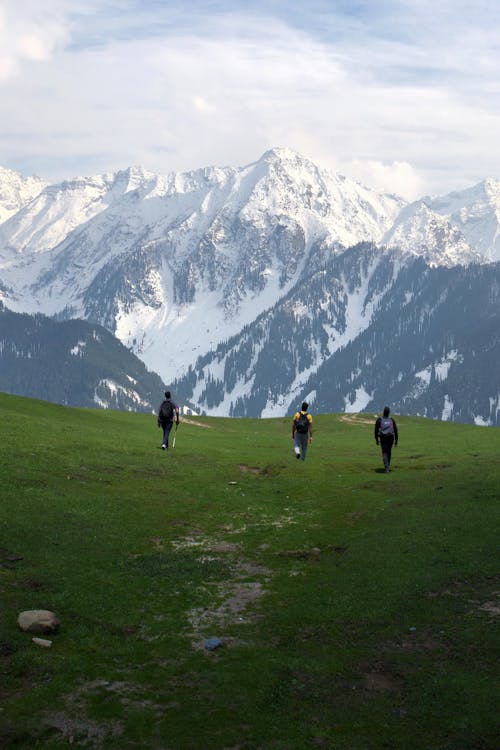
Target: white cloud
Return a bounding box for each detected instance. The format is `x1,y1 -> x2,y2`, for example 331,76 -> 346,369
0,0 -> 70,80
0,1 -> 500,200
345,160 -> 424,201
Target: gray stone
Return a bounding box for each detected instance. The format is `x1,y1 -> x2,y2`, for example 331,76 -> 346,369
18,610 -> 60,634
32,637 -> 52,648
204,637 -> 223,651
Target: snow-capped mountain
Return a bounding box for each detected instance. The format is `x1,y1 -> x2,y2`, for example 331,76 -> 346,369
426,178 -> 500,262
382,201 -> 481,267
171,244 -> 500,425
0,167 -> 46,224
0,148 -> 404,383
0,149 -> 499,424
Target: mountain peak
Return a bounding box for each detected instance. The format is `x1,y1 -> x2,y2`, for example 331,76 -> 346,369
383,199 -> 480,266
427,178 -> 500,262
260,146 -> 310,164
0,167 -> 47,224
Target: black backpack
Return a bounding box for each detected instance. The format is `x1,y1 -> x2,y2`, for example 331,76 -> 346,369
295,412 -> 310,434
160,400 -> 174,422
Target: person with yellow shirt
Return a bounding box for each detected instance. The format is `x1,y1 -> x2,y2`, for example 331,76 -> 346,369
292,401 -> 313,461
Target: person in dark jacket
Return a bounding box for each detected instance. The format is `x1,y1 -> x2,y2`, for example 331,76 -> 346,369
374,406 -> 398,473
157,391 -> 180,450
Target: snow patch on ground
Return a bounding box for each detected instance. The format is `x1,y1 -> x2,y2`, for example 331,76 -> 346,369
474,415 -> 491,426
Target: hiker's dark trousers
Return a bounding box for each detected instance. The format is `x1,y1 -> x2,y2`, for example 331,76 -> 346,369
380,435 -> 394,469
294,432 -> 309,461
161,420 -> 174,447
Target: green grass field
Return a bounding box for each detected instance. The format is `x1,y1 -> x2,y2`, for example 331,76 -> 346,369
0,392 -> 498,749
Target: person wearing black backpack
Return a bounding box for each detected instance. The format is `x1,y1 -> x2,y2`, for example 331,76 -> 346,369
374,406 -> 398,473
157,391 -> 180,450
292,401 -> 313,461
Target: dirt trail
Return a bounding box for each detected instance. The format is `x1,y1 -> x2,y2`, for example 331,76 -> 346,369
180,416 -> 212,429
339,413 -> 375,425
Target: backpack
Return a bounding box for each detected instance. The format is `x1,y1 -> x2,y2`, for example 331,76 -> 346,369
295,412 -> 310,434
160,400 -> 174,422
379,417 -> 394,436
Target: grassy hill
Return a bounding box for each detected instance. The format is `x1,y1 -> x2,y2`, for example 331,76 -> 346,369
0,393 -> 498,749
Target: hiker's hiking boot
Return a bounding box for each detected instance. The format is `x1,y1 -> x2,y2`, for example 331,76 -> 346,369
161,444 -> 166,450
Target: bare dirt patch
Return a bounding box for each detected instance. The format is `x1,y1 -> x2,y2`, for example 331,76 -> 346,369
346,511 -> 365,523
189,580 -> 266,634
362,671 -> 401,693
208,541 -> 242,553
21,577 -> 44,591
340,413 -> 375,425
427,575 -> 500,617
48,678 -> 172,745
383,631 -> 447,654
168,528 -> 275,648
479,600 -> 500,616
0,548 -> 23,569
278,548 -> 322,561
181,417 -> 213,429
43,712 -> 124,748
0,641 -> 17,658
187,555 -> 272,648
150,536 -> 165,550
238,463 -> 261,474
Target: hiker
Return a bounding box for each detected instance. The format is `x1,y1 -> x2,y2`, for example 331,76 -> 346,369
157,390 -> 180,450
292,401 -> 313,461
374,406 -> 398,472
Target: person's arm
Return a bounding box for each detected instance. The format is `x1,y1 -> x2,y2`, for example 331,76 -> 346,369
374,418 -> 380,444
393,419 -> 398,445
292,415 -> 296,438
308,416 -> 313,442
174,402 -> 180,424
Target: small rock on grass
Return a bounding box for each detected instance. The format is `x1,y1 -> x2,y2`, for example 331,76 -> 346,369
17,610 -> 60,634
32,637 -> 52,648
204,637 -> 223,651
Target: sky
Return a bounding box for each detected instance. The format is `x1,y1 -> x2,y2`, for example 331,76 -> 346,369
1,0 -> 500,200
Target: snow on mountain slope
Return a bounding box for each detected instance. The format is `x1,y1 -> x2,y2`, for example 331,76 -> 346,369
1,151 -> 500,422
111,151 -> 404,381
171,244 -> 409,417
382,201 -> 481,266
237,148 -> 405,247
0,163 -> 238,312
0,149 -> 405,383
426,178 -> 500,262
0,167 -> 46,225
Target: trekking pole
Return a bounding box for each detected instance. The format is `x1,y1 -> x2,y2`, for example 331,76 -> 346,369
172,422 -> 179,448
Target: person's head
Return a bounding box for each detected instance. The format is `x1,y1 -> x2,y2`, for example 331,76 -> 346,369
165,390 -> 171,399
383,406 -> 390,417
301,401 -> 308,412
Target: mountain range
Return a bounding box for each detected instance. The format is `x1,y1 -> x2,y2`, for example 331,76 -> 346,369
1,148 -> 499,424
